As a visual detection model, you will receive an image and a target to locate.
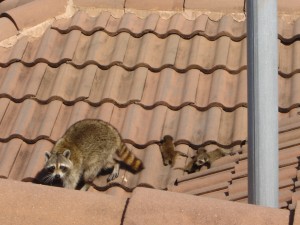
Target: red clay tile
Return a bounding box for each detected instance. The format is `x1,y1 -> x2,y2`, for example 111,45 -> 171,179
103,186 -> 132,199
12,28 -> 248,72
294,201 -> 300,225
0,0 -> 19,13
0,139 -> 23,178
199,70 -> 246,108
279,158 -> 299,168
125,0 -> 184,11
9,140 -> 53,181
232,169 -> 247,180
227,191 -> 247,202
280,130 -> 300,148
279,139 -> 299,149
74,0 -> 125,9
295,181 -> 300,191
0,98 -> 10,121
0,179 -> 126,225
228,177 -> 247,196
132,145 -> 170,188
279,115 -> 300,132
185,0 -> 245,13
125,187 -> 290,225
0,17 -> 18,41
292,192 -> 300,207
278,0 -> 300,13
36,64 -> 97,102
4,0 -> 68,30
0,63 -> 46,99
52,11 -> 247,40
23,28 -> 81,64
210,153 -> 239,167
279,74 -> 300,110
201,189 -> 228,199
280,189 -> 294,205
279,166 -> 297,181
186,182 -> 228,197
0,100 -> 62,141
50,8 -> 300,43
280,179 -> 294,191
172,162 -> 235,186
88,66 -> 147,105
279,41 -> 300,76
279,146 -> 300,162
171,169 -> 233,193
0,0 -> 35,14
174,36 -> 246,72
0,36 -> 28,65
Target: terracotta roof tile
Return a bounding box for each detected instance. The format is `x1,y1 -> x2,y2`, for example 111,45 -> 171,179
0,0 -> 34,14
125,0 -> 184,11
0,17 -> 18,41
0,179 -> 127,225
0,179 -> 292,225
74,0 -> 125,9
0,6 -> 300,217
50,11 -> 300,43
52,12 -> 247,40
186,182 -> 228,197
1,0 -> 68,30
0,28 -> 248,72
294,201 -> 300,224
125,187 -> 290,225
0,139 -> 23,178
0,99 -> 248,146
278,0 -> 300,14
185,0 -> 245,13
0,0 -> 19,13
0,36 -> 28,64
1,12 -> 300,112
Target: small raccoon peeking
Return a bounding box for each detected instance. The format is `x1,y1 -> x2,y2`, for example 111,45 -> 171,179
175,148 -> 233,174
159,135 -> 188,167
43,119 -> 144,191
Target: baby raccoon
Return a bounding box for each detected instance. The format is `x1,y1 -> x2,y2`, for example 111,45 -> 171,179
44,119 -> 144,190
176,148 -> 232,174
159,135 -> 188,167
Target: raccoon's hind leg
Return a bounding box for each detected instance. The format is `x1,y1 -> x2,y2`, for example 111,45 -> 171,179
104,154 -> 120,182
107,163 -> 120,182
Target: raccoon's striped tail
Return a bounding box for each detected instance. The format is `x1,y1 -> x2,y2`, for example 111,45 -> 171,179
116,143 -> 144,172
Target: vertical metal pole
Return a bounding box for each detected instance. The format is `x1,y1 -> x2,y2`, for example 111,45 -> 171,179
247,0 -> 279,208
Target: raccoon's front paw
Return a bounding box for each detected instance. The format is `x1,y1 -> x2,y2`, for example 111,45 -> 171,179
107,171 -> 119,182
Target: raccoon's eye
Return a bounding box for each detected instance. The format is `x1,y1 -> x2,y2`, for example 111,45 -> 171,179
59,165 -> 68,172
47,166 -> 55,173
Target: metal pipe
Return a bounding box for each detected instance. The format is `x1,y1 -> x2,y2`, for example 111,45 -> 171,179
247,0 -> 279,208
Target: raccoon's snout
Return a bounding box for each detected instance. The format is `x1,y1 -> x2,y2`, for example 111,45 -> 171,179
54,174 -> 61,179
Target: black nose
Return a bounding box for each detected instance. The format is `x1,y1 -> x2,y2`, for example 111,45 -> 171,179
55,174 -> 60,179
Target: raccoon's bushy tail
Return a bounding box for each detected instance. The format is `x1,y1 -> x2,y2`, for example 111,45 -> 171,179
117,143 -> 144,172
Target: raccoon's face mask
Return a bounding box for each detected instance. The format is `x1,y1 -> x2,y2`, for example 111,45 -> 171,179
44,149 -> 72,182
195,157 -> 209,166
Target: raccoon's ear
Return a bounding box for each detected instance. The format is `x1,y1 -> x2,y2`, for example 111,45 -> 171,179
63,149 -> 71,159
45,152 -> 51,162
